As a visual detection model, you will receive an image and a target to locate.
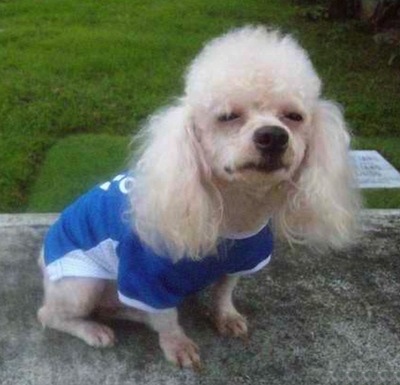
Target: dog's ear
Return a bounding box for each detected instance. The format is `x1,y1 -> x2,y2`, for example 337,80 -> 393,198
274,100 -> 361,249
131,103 -> 221,260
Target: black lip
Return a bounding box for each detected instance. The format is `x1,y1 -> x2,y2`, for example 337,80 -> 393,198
240,160 -> 285,173
224,159 -> 287,175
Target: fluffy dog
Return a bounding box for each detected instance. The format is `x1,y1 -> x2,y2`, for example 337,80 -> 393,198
38,26 -> 360,369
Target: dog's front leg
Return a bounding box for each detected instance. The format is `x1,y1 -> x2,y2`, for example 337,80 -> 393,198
212,275 -> 248,338
148,309 -> 201,369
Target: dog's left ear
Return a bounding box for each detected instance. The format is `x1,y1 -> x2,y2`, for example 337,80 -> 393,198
275,100 -> 361,249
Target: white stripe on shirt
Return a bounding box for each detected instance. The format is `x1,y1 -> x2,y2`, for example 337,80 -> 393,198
228,254 -> 272,276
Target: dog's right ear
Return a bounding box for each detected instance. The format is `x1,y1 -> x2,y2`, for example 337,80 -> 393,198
131,103 -> 221,260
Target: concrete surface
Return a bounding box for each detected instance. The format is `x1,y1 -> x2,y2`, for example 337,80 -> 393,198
0,211 -> 399,385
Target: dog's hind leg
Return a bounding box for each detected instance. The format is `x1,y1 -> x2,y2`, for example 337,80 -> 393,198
38,277 -> 116,348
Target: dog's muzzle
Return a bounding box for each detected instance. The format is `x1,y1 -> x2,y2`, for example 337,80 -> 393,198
224,126 -> 290,175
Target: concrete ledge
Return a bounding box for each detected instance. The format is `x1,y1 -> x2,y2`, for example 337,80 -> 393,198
1,209 -> 399,226
0,213 -> 59,227
1,211 -> 400,385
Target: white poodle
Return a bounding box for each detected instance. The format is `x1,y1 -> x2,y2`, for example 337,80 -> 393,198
38,26 -> 360,369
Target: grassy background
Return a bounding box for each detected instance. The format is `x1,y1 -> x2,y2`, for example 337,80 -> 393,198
1,0 -> 399,212
28,134 -> 129,212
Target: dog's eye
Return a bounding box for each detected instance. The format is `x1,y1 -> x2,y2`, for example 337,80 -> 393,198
284,112 -> 303,122
217,112 -> 241,122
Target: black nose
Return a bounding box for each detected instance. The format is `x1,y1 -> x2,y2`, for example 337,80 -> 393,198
253,126 -> 289,154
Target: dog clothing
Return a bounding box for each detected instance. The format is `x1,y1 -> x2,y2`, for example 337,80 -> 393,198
44,173 -> 273,313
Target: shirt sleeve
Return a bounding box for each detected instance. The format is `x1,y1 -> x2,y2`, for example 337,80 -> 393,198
227,254 -> 272,276
224,225 -> 274,276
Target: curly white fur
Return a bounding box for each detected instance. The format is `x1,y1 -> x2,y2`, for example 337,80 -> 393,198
273,100 -> 360,248
131,25 -> 361,259
131,104 -> 223,259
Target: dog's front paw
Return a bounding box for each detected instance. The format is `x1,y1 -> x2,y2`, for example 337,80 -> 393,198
159,332 -> 201,370
215,311 -> 248,338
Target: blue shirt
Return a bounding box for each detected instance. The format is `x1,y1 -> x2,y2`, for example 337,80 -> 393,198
44,173 -> 274,312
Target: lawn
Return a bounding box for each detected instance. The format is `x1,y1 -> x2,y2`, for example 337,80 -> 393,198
0,0 -> 399,212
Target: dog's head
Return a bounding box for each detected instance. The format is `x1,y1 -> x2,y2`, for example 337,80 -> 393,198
185,27 -> 320,188
132,26 -> 361,259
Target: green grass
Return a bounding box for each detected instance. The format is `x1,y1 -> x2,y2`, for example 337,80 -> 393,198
293,21 -> 400,137
0,0 -> 297,212
28,134 -> 129,212
0,0 -> 399,212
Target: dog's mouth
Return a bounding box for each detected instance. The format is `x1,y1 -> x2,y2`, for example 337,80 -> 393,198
225,159 -> 287,175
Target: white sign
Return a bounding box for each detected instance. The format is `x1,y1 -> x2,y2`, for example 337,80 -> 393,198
350,150 -> 400,189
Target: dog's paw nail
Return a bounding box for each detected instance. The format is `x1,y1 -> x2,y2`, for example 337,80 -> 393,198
160,334 -> 201,370
216,313 -> 248,338
240,334 -> 250,346
83,323 -> 116,347
192,360 -> 204,373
